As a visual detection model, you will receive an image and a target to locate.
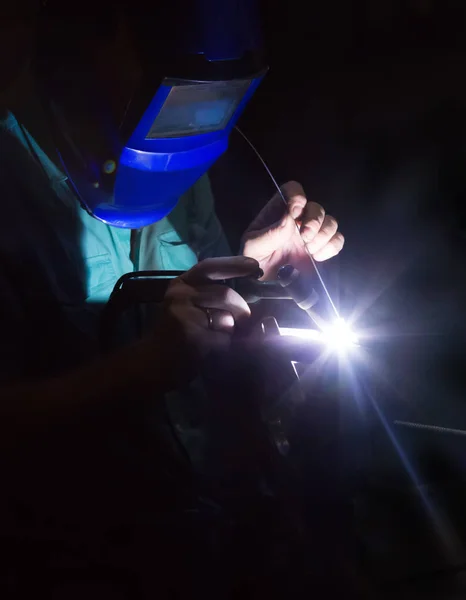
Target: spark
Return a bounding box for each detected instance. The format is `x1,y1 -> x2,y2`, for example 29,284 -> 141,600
279,317 -> 359,352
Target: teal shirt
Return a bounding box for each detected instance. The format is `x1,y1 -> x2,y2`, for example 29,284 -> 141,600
2,111 -> 230,300
0,109 -> 232,536
0,111 -> 230,380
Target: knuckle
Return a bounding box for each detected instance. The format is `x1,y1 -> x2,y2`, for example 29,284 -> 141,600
333,232 -> 345,248
310,202 -> 325,219
282,180 -> 306,199
283,180 -> 303,192
326,215 -> 338,229
305,213 -> 325,232
321,216 -> 338,235
301,222 -> 320,241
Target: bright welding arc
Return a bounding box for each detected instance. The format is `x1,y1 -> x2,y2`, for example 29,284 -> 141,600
235,127 -> 340,319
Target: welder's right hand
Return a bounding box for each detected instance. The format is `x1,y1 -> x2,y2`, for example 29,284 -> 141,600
159,256 -> 260,357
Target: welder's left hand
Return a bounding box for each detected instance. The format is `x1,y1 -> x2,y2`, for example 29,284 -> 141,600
241,181 -> 344,280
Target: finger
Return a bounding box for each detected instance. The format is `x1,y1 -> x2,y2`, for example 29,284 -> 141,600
168,302 -> 207,328
282,180 -> 307,220
244,191 -> 287,233
241,181 -> 307,260
243,181 -> 306,233
241,211 -> 295,262
299,202 -> 326,243
165,276 -> 194,302
305,215 -> 339,255
312,232 -> 345,262
202,308 -> 235,332
182,256 -> 259,286
169,304 -> 232,350
194,284 -> 251,323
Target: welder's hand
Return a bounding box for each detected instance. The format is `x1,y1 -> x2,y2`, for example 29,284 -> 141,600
160,256 -> 259,356
241,181 -> 344,280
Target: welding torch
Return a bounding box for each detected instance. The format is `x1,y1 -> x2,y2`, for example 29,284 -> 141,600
104,263 -> 319,311
99,262 -> 336,363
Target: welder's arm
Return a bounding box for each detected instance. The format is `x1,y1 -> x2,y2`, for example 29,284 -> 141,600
242,181 -> 345,280
0,257 -> 259,444
0,339 -> 171,441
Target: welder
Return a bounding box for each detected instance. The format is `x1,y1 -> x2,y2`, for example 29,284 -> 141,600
0,0 -> 345,596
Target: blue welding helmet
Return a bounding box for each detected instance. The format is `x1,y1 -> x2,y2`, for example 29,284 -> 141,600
35,0 -> 266,228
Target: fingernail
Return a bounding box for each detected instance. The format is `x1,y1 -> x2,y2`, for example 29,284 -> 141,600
291,206 -> 302,219
252,267 -> 264,279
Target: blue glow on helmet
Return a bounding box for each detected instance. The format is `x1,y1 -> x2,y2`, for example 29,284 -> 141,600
39,0 -> 267,228
75,75 -> 264,228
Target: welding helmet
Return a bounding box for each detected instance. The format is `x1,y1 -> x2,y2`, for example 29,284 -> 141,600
34,0 -> 266,228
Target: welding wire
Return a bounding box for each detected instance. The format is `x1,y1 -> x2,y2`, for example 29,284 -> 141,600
394,420 -> 466,437
235,127 -> 340,321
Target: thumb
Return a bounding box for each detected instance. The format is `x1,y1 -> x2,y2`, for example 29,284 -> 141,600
182,256 -> 260,285
244,181 -> 307,234
245,191 -> 287,233
242,211 -> 296,257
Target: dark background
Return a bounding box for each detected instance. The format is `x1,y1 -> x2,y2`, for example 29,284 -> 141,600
2,0 -> 466,591
211,2 -> 466,587
212,0 -> 466,431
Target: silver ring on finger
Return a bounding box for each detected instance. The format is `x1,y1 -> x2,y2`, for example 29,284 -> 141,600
204,307 -> 214,330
